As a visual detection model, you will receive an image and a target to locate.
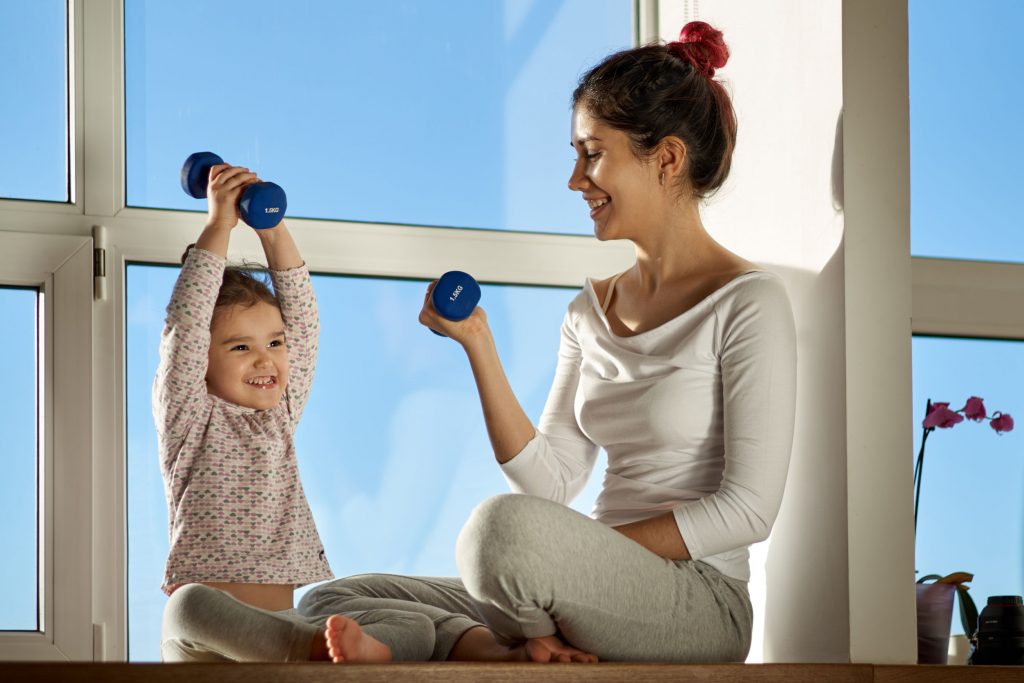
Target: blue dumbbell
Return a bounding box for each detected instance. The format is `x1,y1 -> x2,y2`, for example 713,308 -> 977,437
180,152 -> 287,230
430,271 -> 481,337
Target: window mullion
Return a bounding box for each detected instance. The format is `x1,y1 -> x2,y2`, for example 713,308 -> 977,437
912,256 -> 1024,339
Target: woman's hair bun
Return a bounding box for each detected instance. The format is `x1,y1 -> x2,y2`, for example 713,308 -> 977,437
181,242 -> 196,264
667,21 -> 729,78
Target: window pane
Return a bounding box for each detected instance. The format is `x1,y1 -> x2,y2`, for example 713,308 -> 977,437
0,287 -> 39,631
912,336 -> 1023,624
124,0 -> 631,234
0,0 -> 67,203
126,264 -> 595,661
909,0 -> 1024,263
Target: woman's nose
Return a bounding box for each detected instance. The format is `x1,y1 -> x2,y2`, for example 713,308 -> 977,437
567,160 -> 588,192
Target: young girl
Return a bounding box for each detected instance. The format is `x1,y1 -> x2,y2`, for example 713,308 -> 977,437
155,163 -> 434,663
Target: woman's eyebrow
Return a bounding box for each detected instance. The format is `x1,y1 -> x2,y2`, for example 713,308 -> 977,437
571,136 -> 602,147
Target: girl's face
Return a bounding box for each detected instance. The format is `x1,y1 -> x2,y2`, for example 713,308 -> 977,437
206,301 -> 289,411
568,105 -> 660,241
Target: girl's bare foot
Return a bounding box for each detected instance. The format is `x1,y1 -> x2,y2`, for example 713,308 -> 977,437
524,635 -> 598,663
322,614 -> 392,663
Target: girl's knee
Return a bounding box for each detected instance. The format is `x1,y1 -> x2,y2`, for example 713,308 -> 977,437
162,583 -> 234,644
161,636 -> 232,662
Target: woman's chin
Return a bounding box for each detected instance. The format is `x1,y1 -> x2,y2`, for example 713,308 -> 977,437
593,223 -> 620,242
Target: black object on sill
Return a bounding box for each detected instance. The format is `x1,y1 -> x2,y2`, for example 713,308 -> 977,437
968,595 -> 1024,665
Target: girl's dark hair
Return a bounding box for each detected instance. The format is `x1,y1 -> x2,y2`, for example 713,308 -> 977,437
572,21 -> 737,199
181,243 -> 279,322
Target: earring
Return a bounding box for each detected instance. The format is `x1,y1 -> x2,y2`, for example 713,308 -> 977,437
658,173 -> 665,187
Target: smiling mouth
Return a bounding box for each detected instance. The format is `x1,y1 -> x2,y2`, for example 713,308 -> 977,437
587,198 -> 610,217
244,376 -> 278,389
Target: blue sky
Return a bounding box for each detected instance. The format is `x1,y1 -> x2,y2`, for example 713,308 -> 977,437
908,0 -> 1024,263
2,0 -> 1023,658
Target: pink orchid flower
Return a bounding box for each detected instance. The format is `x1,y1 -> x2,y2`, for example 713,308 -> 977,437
990,412 -> 1015,434
922,402 -> 964,429
961,396 -> 986,421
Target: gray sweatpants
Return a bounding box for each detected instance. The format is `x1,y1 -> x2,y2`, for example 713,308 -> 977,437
304,494 -> 752,662
160,583 -> 437,662
163,494 -> 752,663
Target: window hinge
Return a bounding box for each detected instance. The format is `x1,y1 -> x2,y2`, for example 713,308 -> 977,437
93,225 -> 108,301
93,247 -> 106,277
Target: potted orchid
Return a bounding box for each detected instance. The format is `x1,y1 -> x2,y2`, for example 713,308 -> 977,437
915,397 -> 1015,533
914,396 -> 1014,663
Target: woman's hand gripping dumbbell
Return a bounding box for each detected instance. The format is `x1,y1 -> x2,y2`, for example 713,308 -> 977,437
181,152 -> 287,229
419,271 -> 483,341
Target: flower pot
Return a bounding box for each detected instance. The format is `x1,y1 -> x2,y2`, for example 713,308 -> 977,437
917,581 -> 956,664
948,634 -> 971,664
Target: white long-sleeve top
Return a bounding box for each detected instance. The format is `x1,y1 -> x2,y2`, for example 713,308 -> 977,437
500,270 -> 797,582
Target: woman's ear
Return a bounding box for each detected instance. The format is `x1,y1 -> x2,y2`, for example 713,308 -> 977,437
656,136 -> 687,185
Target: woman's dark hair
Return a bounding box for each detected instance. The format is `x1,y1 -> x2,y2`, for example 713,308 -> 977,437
181,243 -> 279,323
572,21 -> 737,199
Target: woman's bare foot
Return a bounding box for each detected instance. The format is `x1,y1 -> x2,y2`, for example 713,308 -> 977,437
524,635 -> 598,663
320,614 -> 392,663
448,626 -> 529,662
447,626 -> 597,664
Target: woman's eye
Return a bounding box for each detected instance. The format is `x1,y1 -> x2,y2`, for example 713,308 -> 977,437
585,151 -> 602,161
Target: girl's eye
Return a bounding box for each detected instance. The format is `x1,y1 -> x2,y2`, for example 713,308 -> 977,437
231,344 -> 248,352
269,339 -> 284,348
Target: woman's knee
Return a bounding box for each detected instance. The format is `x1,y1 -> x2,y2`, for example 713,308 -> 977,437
456,494 -> 545,589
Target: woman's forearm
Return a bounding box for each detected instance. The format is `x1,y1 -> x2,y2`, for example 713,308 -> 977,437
463,331 -> 536,464
613,512 -> 692,561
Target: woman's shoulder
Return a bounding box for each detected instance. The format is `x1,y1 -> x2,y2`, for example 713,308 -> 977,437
716,268 -> 788,304
713,269 -> 794,336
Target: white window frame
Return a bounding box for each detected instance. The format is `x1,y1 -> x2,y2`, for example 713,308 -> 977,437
15,0 -> 1007,665
0,0 -> 648,661
0,232 -> 93,660
19,0 -> 1011,667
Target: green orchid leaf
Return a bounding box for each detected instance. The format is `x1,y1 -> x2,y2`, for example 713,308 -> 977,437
956,586 -> 979,636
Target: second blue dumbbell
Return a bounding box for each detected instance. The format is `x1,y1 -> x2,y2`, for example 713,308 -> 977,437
431,271 -> 481,337
181,152 -> 287,230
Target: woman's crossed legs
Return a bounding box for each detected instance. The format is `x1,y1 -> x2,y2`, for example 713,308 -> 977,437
302,493 -> 752,663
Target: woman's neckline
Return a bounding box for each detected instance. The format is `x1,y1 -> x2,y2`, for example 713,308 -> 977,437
584,269 -> 769,340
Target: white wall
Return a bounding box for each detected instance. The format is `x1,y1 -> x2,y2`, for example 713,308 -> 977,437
658,0 -> 915,663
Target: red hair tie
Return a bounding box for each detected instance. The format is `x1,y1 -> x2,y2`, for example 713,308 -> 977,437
667,21 -> 729,78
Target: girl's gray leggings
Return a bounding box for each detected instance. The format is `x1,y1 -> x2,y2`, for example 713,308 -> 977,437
162,493 -> 752,662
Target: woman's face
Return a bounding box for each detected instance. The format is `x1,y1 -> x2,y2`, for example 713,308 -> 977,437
568,105 -> 660,241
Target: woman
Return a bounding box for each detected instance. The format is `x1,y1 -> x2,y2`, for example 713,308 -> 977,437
301,20 -> 797,664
